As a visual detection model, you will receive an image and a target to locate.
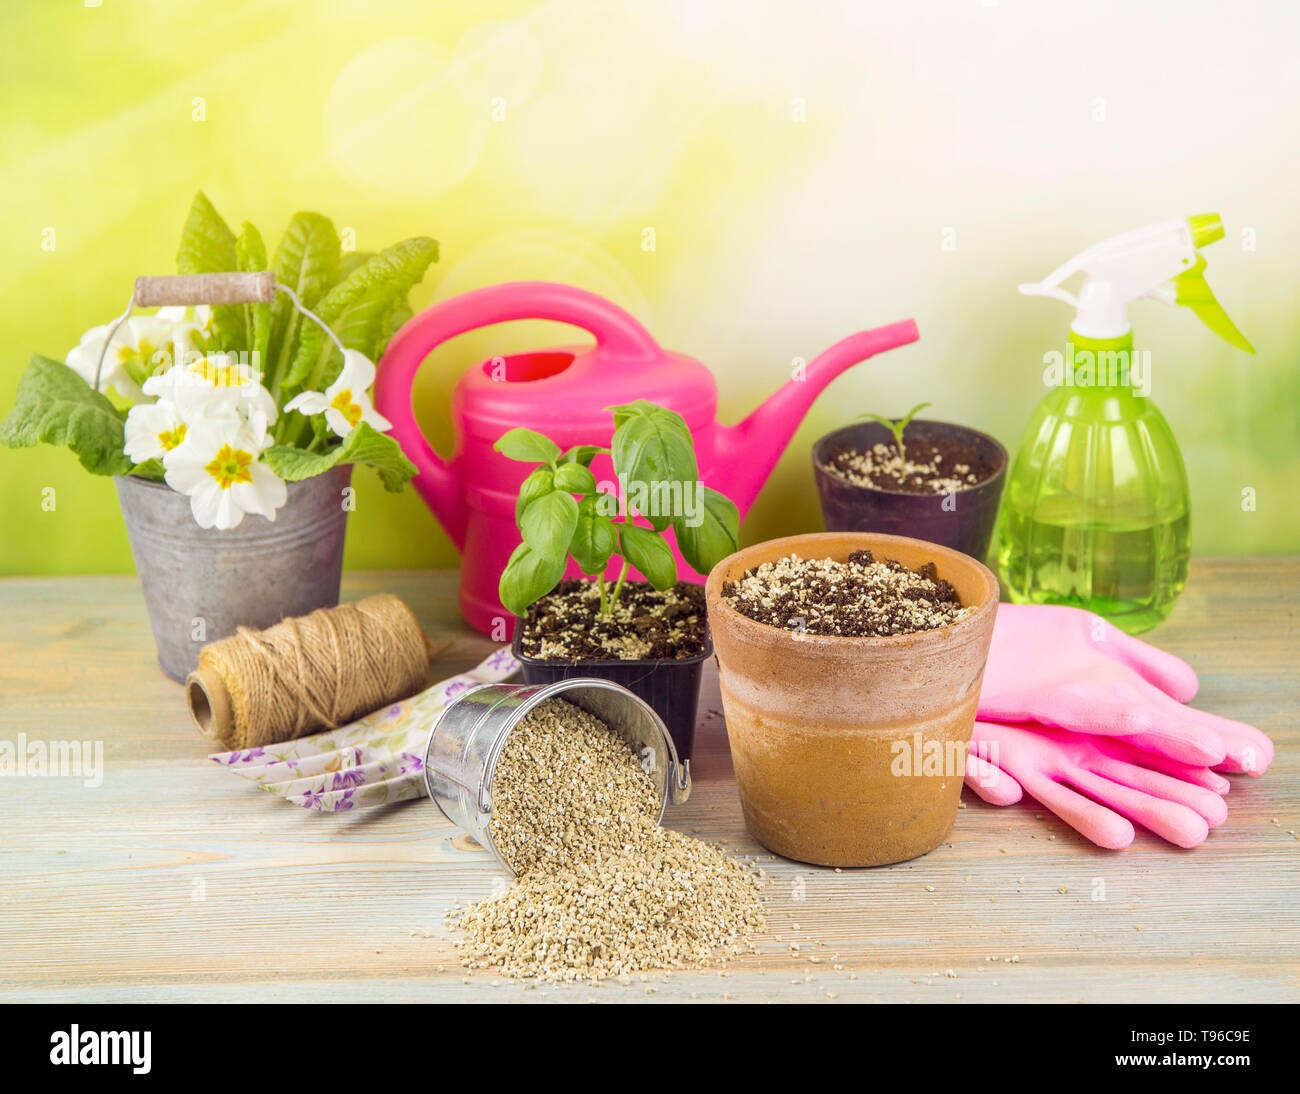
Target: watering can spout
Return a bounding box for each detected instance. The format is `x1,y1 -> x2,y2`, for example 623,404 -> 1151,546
712,319 -> 919,510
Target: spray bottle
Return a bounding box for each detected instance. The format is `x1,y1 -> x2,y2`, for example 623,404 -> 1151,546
997,213 -> 1253,634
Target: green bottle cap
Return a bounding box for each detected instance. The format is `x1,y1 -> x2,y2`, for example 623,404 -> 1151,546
1188,212 -> 1224,248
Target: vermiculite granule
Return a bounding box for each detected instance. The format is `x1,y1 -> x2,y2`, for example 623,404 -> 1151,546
455,696 -> 765,981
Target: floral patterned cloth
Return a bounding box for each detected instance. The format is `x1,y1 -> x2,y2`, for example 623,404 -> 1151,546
208,647 -> 519,811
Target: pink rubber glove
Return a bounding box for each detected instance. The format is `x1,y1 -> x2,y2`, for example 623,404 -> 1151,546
979,604 -> 1273,775
965,720 -> 1230,849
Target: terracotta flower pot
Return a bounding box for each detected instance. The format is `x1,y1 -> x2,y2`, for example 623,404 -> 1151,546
705,531 -> 999,867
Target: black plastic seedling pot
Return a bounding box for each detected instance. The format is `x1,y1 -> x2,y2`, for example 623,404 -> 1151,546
510,630 -> 711,761
812,419 -> 1008,562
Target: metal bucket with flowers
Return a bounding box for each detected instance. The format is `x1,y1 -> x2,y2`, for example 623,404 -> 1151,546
2,193 -> 438,680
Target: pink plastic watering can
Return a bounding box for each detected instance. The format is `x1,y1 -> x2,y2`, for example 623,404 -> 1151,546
374,281 -> 918,635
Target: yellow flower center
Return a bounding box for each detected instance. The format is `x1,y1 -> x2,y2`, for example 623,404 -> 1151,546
203,444 -> 255,490
191,356 -> 248,387
118,338 -> 171,382
330,389 -> 363,427
157,423 -> 187,451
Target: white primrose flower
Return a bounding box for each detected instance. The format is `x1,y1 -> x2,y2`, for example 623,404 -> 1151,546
284,349 -> 391,438
65,314 -> 187,402
162,417 -> 287,531
146,353 -> 276,426
158,305 -> 216,356
123,398 -> 190,465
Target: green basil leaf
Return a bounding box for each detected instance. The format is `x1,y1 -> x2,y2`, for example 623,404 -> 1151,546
262,421 -> 415,492
569,497 -> 617,575
495,427 -> 561,465
519,489 -> 578,563
618,522 -> 676,590
559,444 -> 607,467
608,400 -> 698,530
515,467 -> 554,523
499,542 -> 565,618
0,355 -> 132,475
674,486 -> 739,576
592,490 -> 620,518
175,191 -> 245,352
552,462 -> 596,495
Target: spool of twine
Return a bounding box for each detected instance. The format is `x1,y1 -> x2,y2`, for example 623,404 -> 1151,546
186,595 -> 432,750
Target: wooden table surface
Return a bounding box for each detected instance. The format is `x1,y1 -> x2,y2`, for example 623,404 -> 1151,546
1,561 -> 1296,1004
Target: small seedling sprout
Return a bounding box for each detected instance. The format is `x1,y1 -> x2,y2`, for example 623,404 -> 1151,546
860,402 -> 931,464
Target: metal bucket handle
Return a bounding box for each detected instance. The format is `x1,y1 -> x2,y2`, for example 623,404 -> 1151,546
92,272 -> 349,392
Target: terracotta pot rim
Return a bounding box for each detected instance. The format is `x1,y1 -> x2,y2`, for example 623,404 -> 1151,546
811,418 -> 1009,498
705,531 -> 999,648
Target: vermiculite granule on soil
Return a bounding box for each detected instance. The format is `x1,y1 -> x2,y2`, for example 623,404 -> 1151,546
455,696 -> 765,981
722,549 -> 973,637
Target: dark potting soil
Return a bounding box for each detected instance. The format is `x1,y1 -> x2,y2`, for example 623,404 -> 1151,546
721,549 -> 972,637
518,580 -> 708,661
823,435 -> 997,494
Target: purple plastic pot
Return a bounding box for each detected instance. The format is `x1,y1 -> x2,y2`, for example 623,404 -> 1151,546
812,419 -> 1008,562
510,630 -> 710,762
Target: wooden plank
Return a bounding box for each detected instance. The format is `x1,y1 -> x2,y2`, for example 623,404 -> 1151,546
0,561 -> 1296,1003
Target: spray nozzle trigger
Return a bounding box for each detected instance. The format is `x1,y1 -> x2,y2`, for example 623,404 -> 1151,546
1174,255 -> 1255,354
1019,213 -> 1253,351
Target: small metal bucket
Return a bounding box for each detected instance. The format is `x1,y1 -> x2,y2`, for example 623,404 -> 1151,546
116,465 -> 352,682
423,678 -> 692,875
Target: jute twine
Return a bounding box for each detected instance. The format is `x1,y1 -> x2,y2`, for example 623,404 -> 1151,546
186,594 -> 432,751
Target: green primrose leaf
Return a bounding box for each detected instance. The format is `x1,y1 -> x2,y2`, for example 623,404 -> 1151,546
499,541 -> 565,617
0,355 -> 133,475
318,241 -> 437,391
262,421 -> 415,492
495,427 -> 561,465
339,251 -> 375,279
618,522 -> 676,590
265,212 -> 341,393
519,489 -> 578,563
175,191 -> 245,353
674,486 -> 739,576
284,236 -> 438,395
235,220 -> 271,370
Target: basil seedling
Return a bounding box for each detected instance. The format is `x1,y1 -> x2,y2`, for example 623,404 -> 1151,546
494,400 -> 739,618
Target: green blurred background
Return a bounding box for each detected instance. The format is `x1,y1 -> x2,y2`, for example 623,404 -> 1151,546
3,0 -> 1297,576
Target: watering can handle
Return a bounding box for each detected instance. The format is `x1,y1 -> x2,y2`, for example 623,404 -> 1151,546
373,282 -> 664,548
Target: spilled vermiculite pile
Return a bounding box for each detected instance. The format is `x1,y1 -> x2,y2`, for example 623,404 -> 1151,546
456,697 -> 765,981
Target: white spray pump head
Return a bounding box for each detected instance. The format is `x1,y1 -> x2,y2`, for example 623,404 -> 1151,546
1019,213 -> 1254,351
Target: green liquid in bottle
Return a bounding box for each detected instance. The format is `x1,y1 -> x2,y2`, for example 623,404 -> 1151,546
997,347 -> 1192,635
998,501 -> 1190,633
